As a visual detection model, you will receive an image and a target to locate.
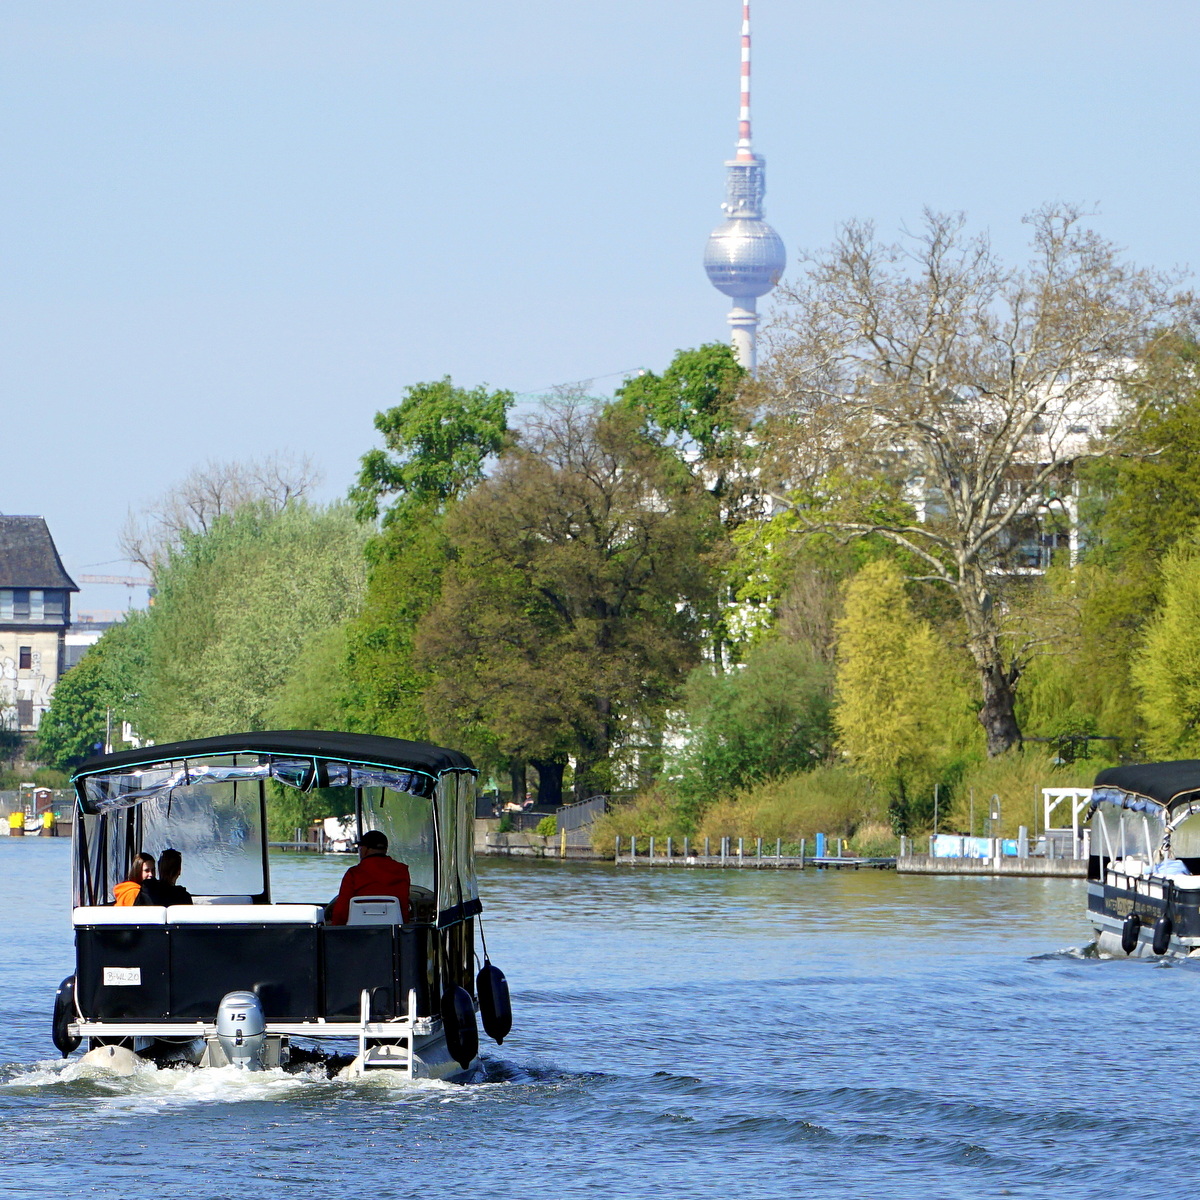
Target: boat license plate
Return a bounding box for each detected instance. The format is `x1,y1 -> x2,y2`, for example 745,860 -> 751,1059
102,967 -> 141,986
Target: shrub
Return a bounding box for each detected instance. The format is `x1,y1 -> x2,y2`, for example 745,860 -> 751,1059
696,766 -> 879,843
589,787 -> 691,852
535,815 -> 557,838
944,749 -> 1097,839
848,822 -> 899,857
670,639 -> 833,818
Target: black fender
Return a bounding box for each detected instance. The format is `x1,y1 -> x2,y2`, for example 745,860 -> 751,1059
52,976 -> 81,1058
1153,916 -> 1174,956
476,960 -> 512,1045
1121,913 -> 1142,955
441,985 -> 479,1070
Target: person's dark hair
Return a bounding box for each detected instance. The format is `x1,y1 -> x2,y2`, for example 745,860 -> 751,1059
126,852 -> 155,884
360,830 -> 388,853
158,848 -> 182,879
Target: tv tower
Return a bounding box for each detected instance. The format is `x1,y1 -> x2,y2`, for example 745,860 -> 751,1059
703,1 -> 786,374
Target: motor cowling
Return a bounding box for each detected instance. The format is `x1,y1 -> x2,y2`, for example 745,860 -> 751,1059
441,986 -> 479,1070
476,960 -> 512,1045
1121,913 -> 1142,956
216,991 -> 267,1070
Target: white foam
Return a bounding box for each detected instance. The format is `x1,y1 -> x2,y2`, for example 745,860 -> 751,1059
0,1057 -> 499,1111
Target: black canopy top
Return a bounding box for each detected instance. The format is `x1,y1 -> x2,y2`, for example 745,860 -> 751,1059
1092,761 -> 1200,809
72,730 -> 475,781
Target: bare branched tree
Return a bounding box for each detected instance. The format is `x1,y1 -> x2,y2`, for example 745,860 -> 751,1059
120,452 -> 322,572
759,206 -> 1186,755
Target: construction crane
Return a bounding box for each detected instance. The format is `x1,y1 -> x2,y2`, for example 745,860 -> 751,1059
79,575 -> 152,587
79,574 -> 156,610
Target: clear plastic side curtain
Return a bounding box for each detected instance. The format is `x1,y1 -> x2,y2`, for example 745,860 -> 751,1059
456,772 -> 479,905
79,755 -> 436,814
435,774 -> 459,918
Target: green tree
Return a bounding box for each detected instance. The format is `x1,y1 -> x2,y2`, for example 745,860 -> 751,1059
341,511 -> 449,739
671,639 -> 833,819
343,378 -> 515,742
417,400 -> 722,802
1132,545 -> 1200,757
834,561 -> 979,831
763,207 -> 1181,754
141,503 -> 368,741
268,623 -> 354,731
351,378 -> 513,525
36,615 -> 151,769
614,343 -> 744,458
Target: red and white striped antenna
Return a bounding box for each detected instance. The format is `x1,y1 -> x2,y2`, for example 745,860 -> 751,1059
735,1 -> 754,161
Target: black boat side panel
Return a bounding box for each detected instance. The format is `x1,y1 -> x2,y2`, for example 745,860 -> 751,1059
398,924 -> 437,1017
169,925 -> 320,1020
322,926 -> 396,1019
1091,882 -> 1200,938
76,927 -> 170,1019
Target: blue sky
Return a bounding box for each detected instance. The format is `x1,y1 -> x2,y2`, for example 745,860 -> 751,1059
3,0 -> 1197,615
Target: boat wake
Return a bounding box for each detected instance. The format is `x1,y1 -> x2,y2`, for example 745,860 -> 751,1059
0,1053 -> 558,1111
1028,943 -> 1104,961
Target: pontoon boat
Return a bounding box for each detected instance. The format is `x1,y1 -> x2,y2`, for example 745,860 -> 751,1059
51,731 -> 512,1078
1088,760 -> 1200,958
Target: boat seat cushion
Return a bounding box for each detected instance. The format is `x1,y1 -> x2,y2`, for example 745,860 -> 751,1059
166,904 -> 324,924
192,895 -> 254,905
73,906 -> 168,926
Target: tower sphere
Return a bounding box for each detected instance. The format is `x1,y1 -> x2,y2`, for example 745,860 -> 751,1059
703,2 -> 784,373
704,216 -> 786,299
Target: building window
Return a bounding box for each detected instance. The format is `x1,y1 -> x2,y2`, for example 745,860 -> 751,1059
29,590 -> 43,621
0,591 -> 11,621
16,698 -> 32,728
18,646 -> 31,670
12,590 -> 29,621
43,592 -> 64,621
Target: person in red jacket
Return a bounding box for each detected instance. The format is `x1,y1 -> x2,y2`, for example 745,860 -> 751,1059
327,830 -> 411,925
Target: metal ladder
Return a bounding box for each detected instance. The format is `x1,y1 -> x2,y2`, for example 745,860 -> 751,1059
358,987 -> 417,1078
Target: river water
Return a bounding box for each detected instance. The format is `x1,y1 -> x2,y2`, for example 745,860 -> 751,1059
0,841 -> 1188,1199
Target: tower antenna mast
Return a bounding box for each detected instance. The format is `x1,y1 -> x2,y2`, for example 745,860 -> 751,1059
703,0 -> 785,375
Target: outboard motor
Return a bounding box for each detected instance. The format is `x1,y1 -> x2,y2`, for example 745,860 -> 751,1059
216,991 -> 267,1070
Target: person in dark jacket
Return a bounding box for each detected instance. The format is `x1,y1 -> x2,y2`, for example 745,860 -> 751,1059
141,848 -> 193,906
327,830 -> 411,924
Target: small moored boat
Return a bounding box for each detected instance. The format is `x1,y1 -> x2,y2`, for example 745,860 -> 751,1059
52,731 -> 512,1078
1088,760 -> 1200,958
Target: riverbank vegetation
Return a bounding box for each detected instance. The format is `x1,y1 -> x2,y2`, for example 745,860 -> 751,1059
39,208 -> 1200,845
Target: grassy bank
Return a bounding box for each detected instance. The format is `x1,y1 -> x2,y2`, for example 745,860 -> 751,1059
590,750 -> 1104,858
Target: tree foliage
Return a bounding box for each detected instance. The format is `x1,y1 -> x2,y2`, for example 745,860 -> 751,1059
139,503 -> 368,741
351,378 -> 513,525
416,400 -> 721,799
1133,545 -> 1200,758
121,453 -> 321,572
834,560 -> 979,830
340,509 -> 449,740
670,639 -> 833,818
762,206 -> 1182,754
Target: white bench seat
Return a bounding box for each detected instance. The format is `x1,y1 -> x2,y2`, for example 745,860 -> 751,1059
166,904 -> 324,924
73,906 -> 168,926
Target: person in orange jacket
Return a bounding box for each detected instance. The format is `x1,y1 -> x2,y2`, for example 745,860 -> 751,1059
114,852 -> 156,906
327,830 -> 411,925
